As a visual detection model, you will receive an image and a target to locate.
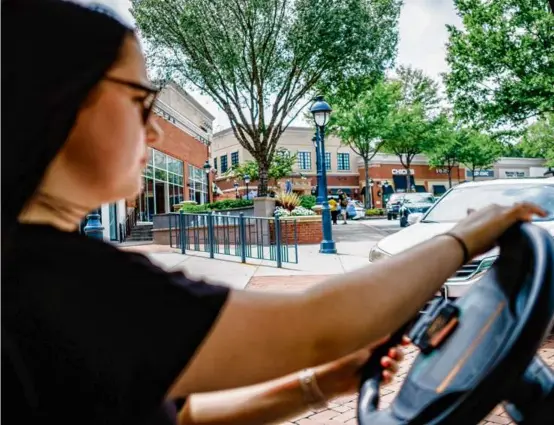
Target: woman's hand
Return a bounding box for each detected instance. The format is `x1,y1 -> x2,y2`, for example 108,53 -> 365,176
448,203 -> 547,259
314,336 -> 410,399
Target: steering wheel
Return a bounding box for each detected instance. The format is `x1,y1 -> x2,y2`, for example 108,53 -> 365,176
357,222 -> 554,425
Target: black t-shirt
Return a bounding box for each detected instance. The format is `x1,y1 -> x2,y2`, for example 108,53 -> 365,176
2,224 -> 230,424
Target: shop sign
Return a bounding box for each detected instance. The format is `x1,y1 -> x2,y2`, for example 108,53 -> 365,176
500,169 -> 526,179
391,168 -> 414,175
435,168 -> 449,175
466,169 -> 494,178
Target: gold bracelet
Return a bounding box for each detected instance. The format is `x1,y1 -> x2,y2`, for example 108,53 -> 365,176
297,368 -> 328,411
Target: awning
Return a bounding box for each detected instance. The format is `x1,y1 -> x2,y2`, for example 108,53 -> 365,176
432,185 -> 447,195
392,175 -> 415,192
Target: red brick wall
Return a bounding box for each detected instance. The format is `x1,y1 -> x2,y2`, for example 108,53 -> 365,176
153,116 -> 212,201
269,219 -> 322,245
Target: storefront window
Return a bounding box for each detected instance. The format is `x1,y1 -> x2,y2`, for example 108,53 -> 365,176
188,164 -> 209,204
138,148 -> 184,222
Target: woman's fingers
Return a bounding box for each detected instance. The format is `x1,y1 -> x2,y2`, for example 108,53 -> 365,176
507,203 -> 547,221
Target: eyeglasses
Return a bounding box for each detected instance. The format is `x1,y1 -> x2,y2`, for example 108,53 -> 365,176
104,76 -> 160,124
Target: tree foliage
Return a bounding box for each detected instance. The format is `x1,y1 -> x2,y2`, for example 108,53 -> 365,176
520,113 -> 554,166
381,67 -> 441,190
224,148 -> 298,186
445,0 -> 554,128
132,0 -> 402,195
458,131 -> 503,180
426,117 -> 465,188
329,80 -> 402,206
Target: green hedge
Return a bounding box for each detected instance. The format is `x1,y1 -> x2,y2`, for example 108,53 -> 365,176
366,208 -> 385,216
180,198 -> 254,213
299,195 -> 316,209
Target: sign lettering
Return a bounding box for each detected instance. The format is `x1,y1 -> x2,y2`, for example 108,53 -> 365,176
391,168 -> 415,175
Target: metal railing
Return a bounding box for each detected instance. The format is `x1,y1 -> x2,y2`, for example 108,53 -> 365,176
167,212 -> 298,267
118,209 -> 138,243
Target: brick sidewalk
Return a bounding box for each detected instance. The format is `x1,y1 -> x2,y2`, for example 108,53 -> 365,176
247,275 -> 554,425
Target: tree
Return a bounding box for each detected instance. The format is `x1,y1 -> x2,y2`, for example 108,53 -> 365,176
458,131 -> 503,181
132,0 -> 402,196
224,148 -> 297,190
381,67 -> 441,191
520,113 -> 554,167
444,0 -> 554,128
426,117 -> 465,188
330,80 -> 402,207
382,105 -> 439,191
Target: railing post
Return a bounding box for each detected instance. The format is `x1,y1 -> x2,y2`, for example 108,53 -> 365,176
169,214 -> 173,248
274,214 -> 283,268
179,210 -> 186,255
208,212 -> 215,259
239,213 -> 247,263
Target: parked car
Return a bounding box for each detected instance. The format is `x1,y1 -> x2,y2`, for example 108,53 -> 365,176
386,193 -> 405,220
369,178 -> 554,307
398,193 -> 435,227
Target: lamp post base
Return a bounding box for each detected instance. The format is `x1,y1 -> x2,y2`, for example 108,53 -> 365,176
319,240 -> 337,254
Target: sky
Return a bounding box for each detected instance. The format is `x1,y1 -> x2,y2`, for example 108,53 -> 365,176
75,0 -> 462,131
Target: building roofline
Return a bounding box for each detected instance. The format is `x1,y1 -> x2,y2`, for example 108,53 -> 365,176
214,124 -> 313,139
165,81 -> 215,122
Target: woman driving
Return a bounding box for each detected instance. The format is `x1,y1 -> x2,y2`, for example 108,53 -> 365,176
2,1 -> 547,425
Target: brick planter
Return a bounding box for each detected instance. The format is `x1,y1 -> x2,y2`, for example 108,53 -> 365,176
270,216 -> 322,245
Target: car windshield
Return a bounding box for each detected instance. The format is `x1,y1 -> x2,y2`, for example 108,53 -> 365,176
423,183 -> 554,223
403,193 -> 434,203
388,194 -> 404,203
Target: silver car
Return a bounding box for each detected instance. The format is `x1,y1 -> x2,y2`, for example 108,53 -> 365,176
369,178 -> 554,301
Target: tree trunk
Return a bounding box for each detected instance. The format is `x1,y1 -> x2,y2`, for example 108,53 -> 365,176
448,170 -> 452,188
364,157 -> 371,209
472,166 -> 476,181
405,159 -> 412,192
258,161 -> 269,197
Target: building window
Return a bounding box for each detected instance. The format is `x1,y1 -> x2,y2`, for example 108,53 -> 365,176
231,151 -> 239,166
325,152 -> 331,171
138,148 -> 184,222
297,151 -> 311,170
188,164 -> 209,205
221,155 -> 228,173
337,153 -> 350,171
213,157 -> 218,171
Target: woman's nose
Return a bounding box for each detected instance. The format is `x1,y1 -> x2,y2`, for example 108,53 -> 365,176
146,119 -> 163,146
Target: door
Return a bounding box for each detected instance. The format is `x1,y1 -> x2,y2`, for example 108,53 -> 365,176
109,203 -> 118,241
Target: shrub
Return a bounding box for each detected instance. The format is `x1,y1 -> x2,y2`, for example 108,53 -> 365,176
299,195 -> 316,210
181,204 -> 210,213
274,207 -> 291,217
209,199 -> 253,210
290,206 -> 316,216
366,208 -> 385,216
275,191 -> 301,211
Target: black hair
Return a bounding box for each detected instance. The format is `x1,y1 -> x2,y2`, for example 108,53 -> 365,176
1,0 -> 133,253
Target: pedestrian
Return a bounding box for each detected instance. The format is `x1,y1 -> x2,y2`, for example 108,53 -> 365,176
3,1 -> 547,424
329,196 -> 338,224
338,190 -> 349,224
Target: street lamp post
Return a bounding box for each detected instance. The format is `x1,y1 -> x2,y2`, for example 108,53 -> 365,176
382,180 -> 390,208
203,159 -> 212,203
312,135 -> 324,204
244,174 -> 251,200
310,96 -> 336,254
233,181 -> 239,199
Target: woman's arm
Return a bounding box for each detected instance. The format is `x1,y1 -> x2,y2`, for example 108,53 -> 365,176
169,204 -> 546,396
178,343 -> 403,425
170,234 -> 461,396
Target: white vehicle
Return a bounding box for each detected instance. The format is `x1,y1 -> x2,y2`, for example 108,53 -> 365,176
369,178 -> 554,300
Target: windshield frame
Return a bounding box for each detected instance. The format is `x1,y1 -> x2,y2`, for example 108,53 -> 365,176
420,182 -> 554,223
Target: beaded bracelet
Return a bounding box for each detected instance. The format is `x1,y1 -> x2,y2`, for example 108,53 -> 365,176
298,368 -> 328,411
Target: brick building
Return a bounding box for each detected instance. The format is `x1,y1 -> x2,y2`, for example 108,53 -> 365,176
211,125 -> 549,206
96,82 -> 215,241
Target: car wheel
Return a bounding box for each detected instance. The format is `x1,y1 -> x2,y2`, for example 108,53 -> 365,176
387,213 -> 392,220
393,214 -> 398,220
